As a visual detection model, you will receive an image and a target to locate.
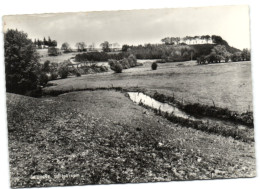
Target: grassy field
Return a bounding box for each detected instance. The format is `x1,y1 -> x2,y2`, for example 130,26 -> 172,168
7,57 -> 255,187
37,49 -> 78,64
7,91 -> 256,187
46,60 -> 253,113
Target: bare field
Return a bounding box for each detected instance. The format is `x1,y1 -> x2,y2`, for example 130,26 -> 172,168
47,61 -> 253,113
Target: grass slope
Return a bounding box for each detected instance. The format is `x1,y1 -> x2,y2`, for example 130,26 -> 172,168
7,91 -> 255,188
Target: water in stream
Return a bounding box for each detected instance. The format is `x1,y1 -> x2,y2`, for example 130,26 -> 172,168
128,92 -> 248,131
128,92 -> 196,120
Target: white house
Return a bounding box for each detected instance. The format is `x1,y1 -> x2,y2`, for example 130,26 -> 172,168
180,36 -> 214,45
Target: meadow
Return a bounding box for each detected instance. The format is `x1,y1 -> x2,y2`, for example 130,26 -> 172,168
46,60 -> 253,113
7,53 -> 255,187
38,49 -> 78,64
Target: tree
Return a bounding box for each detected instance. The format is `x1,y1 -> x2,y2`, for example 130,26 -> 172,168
4,29 -> 41,95
48,36 -> 52,46
88,42 -> 95,51
161,37 -> 172,45
61,42 -> 71,51
43,37 -> 47,47
122,44 -> 130,52
205,45 -> 231,63
175,37 -> 180,45
211,45 -> 230,62
231,52 -> 242,62
241,48 -> 250,61
58,61 -> 70,78
51,40 -> 57,47
37,39 -> 42,48
205,35 -> 211,43
100,41 -> 111,52
75,42 -> 86,52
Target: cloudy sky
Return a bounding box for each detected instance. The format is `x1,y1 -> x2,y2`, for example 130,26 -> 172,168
3,5 -> 250,50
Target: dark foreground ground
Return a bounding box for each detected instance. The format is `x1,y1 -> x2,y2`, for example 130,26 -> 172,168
7,90 -> 256,188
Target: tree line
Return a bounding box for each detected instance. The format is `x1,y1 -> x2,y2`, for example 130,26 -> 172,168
197,45 -> 250,64
160,35 -> 226,45
61,41 -> 120,53
33,36 -> 57,48
121,43 -> 195,61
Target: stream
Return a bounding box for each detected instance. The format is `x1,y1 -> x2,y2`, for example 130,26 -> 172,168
128,92 -> 248,131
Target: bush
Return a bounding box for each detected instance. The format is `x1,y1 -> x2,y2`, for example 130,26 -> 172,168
114,63 -> 123,73
151,62 -> 158,70
42,60 -> 51,72
108,59 -> 117,70
120,58 -> 130,69
99,66 -> 108,72
127,54 -> 137,67
109,59 -> 123,73
38,73 -> 49,86
74,69 -> 81,77
58,61 -> 69,79
50,72 -> 58,80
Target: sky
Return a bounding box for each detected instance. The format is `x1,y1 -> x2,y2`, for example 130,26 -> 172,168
3,5 -> 251,50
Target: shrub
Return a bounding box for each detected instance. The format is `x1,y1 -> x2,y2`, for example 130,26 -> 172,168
99,66 -> 108,72
127,54 -> 137,67
38,73 -> 49,86
108,59 -> 117,70
109,59 -> 123,73
42,60 -> 51,72
120,58 -> 130,69
58,61 -> 69,79
50,72 -> 58,80
74,69 -> 81,77
151,62 -> 158,70
114,63 -> 123,73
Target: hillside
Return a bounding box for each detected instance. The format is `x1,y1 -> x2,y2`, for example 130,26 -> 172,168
191,41 -> 241,59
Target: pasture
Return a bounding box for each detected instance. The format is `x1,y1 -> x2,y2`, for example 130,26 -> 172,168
46,60 -> 253,113
38,49 -> 77,64
7,59 -> 255,187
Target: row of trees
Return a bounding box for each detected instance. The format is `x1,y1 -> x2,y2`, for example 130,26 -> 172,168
61,41 -> 120,53
161,35 -> 212,45
33,37 -> 57,48
197,45 -> 251,64
120,43 -> 195,61
160,35 -> 227,45
75,52 -> 127,62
